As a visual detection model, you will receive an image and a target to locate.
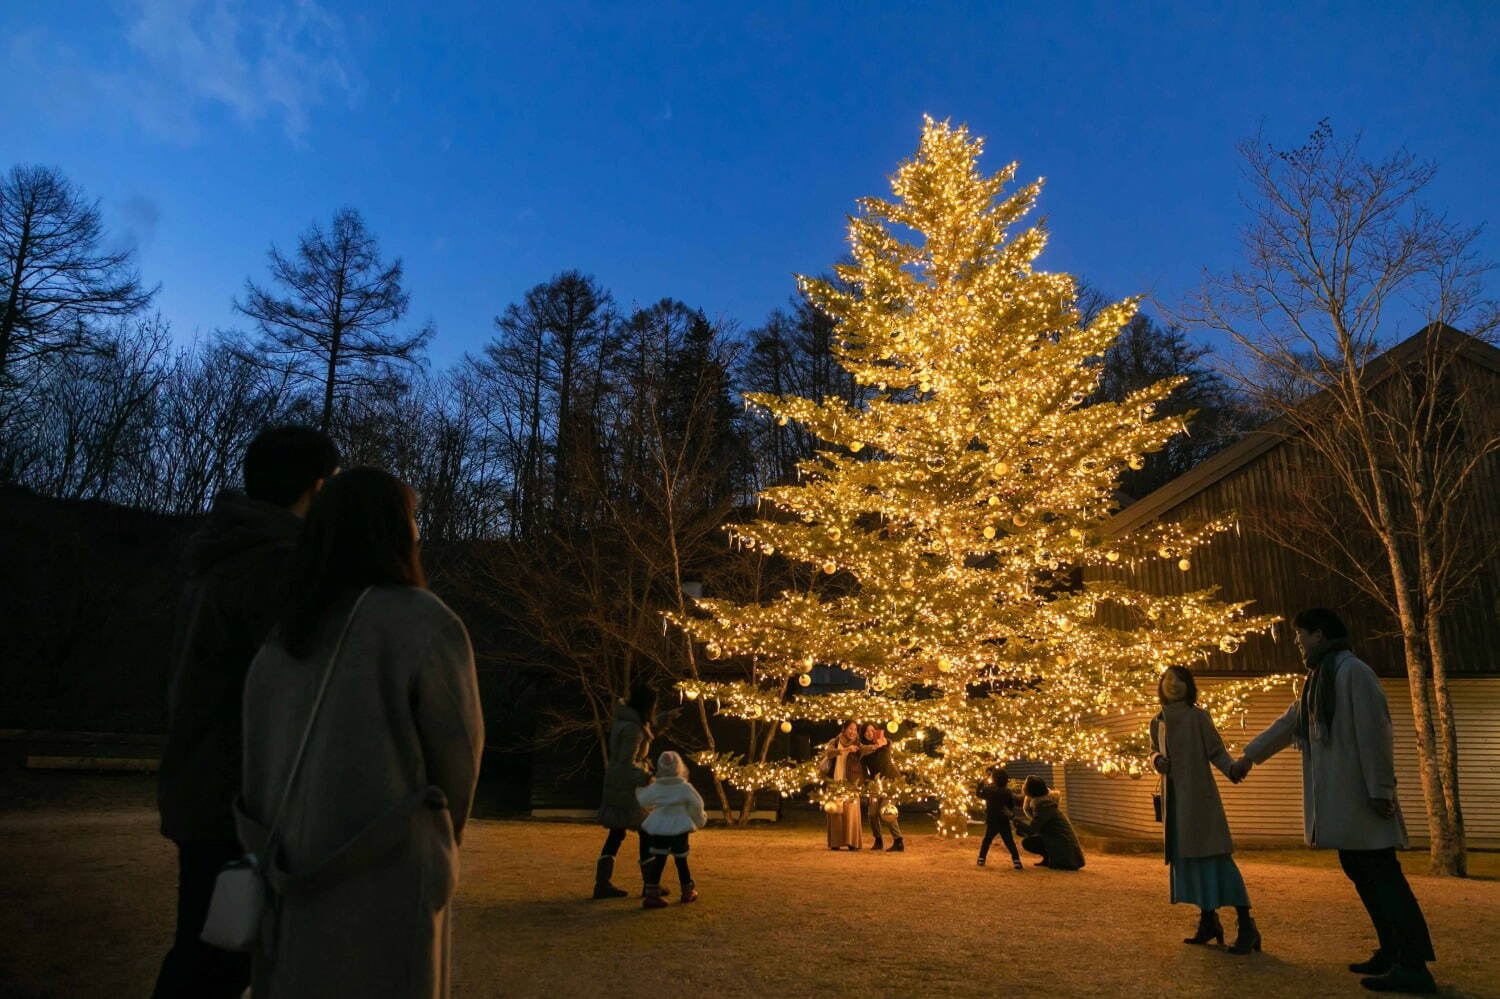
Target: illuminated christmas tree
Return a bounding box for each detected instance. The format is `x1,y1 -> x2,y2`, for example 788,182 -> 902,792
671,118 -> 1283,835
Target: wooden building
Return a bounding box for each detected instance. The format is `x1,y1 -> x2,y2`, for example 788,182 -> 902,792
1060,326 -> 1500,848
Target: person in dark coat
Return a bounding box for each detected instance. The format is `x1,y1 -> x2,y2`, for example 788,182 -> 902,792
1013,775 -> 1086,870
1151,666 -> 1259,954
152,425 -> 338,999
859,722 -> 905,851
976,764 -> 1022,869
593,685 -> 670,899
1232,608 -> 1436,995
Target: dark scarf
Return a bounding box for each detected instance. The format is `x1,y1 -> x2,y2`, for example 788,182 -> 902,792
1296,638 -> 1351,746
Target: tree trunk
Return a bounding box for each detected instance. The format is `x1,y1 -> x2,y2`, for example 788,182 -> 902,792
1424,626 -> 1466,874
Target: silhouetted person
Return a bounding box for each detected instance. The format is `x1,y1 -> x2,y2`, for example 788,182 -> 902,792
976,764 -> 1022,870
238,467 -> 483,997
153,425 -> 338,999
1232,608 -> 1435,994
594,684 -> 668,899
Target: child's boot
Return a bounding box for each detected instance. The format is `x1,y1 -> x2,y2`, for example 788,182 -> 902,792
642,885 -> 669,909
679,881 -> 699,904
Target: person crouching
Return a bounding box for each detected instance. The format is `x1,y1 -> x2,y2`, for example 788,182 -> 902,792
636,751 -> 708,908
1013,775 -> 1086,870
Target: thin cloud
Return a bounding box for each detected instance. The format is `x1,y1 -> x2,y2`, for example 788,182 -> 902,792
47,0 -> 364,144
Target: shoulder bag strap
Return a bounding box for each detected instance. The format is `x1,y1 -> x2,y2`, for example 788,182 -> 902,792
263,586 -> 374,848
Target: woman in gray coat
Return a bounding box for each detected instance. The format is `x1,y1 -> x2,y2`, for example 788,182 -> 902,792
239,468 -> 484,999
592,685 -> 663,898
1150,666 -> 1259,954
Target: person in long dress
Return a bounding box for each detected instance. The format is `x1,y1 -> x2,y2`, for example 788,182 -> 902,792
1151,665 -> 1260,954
238,467 -> 484,999
822,721 -> 864,850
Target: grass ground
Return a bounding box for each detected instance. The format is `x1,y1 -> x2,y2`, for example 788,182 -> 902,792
1,775 -> 1497,998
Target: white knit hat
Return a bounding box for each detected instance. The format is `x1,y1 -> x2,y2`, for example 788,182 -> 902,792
656,750 -> 688,779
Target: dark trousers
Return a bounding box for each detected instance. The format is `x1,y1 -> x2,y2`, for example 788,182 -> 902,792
1338,848 -> 1436,968
152,839 -> 251,999
1020,834 -> 1049,864
979,819 -> 1020,861
601,826 -> 650,865
642,831 -> 693,888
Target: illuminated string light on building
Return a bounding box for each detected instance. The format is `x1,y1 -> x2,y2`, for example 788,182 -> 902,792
665,117 -> 1286,837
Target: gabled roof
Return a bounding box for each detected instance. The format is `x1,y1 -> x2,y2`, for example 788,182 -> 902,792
1105,324 -> 1500,536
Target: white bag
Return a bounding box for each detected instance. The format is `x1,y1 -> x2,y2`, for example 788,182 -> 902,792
200,859 -> 267,952
199,588 -> 372,953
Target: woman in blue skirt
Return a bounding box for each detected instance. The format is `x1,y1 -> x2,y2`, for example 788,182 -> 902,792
1150,666 -> 1261,954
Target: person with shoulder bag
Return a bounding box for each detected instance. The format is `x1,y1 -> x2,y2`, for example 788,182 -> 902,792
227,467 -> 484,999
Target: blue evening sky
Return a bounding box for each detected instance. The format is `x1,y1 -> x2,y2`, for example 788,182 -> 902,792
6,1 -> 1498,367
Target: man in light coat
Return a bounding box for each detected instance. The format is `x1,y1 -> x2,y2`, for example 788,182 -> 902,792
1231,608 -> 1435,995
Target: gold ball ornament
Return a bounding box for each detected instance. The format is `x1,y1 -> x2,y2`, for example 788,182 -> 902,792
1219,637 -> 1241,654
705,644 -> 721,660
822,561 -> 837,574
1128,456 -> 1145,471
780,720 -> 793,733
797,673 -> 812,687
685,689 -> 700,700
1178,558 -> 1192,572
849,442 -> 863,454
983,526 -> 997,540
823,801 -> 839,813
1106,551 -> 1120,562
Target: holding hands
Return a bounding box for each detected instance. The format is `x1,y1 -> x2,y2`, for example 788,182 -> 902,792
1226,757 -> 1254,784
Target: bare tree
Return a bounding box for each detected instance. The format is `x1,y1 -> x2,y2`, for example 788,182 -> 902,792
235,208 -> 430,431
1182,121 -> 1499,876
0,165 -> 155,445
147,335 -> 299,515
12,314 -> 170,504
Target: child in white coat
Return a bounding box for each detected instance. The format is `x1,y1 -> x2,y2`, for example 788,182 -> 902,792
636,751 -> 708,908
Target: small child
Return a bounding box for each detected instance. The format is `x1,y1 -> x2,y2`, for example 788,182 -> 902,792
976,764 -> 1023,870
635,751 -> 708,908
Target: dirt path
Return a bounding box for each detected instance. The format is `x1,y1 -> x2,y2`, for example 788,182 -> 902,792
2,806 -> 1497,998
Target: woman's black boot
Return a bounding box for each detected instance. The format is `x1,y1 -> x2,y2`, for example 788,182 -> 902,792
1184,909 -> 1224,945
1228,910 -> 1261,954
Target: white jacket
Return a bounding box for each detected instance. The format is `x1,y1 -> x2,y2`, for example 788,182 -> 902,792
637,776 -> 708,835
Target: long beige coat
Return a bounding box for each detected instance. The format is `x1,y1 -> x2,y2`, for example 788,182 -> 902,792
1244,649 -> 1407,850
1151,701 -> 1236,861
240,586 -> 484,998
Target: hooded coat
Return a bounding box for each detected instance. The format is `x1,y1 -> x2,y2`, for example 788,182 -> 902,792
599,703 -> 654,829
158,491 -> 301,843
638,777 -> 708,837
1151,701 -> 1237,861
1244,649 -> 1408,851
1014,791 -> 1086,870
238,586 -> 484,999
